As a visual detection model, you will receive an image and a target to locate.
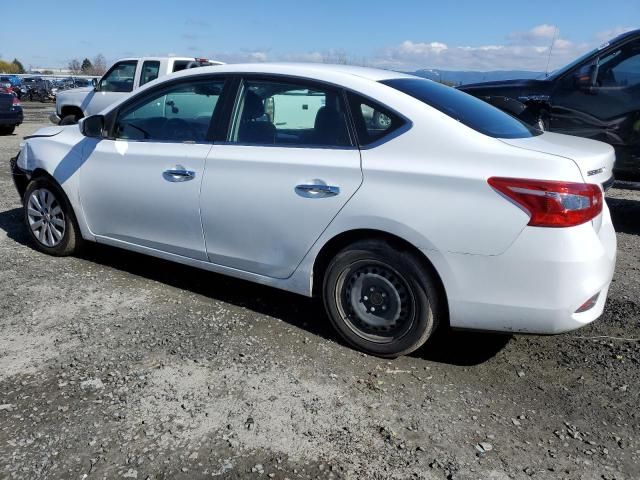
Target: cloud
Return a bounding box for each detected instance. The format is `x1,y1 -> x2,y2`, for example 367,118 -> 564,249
209,49 -> 271,63
370,24 -> 593,71
508,24 -> 557,44
185,18 -> 210,28
595,26 -> 636,42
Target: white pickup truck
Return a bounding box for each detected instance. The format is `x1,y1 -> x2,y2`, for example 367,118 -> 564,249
51,56 -> 223,125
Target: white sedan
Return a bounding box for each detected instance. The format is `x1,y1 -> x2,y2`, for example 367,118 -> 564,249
11,63 -> 617,357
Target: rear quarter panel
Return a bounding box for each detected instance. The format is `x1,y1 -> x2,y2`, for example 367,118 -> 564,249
333,108 -> 585,256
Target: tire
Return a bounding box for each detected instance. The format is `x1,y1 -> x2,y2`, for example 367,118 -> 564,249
23,177 -> 83,256
323,240 -> 441,357
0,126 -> 15,135
60,114 -> 80,125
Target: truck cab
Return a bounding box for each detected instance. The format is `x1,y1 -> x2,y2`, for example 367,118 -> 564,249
52,57 -> 223,125
459,29 -> 640,180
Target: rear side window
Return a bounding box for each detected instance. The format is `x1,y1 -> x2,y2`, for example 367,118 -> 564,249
347,93 -> 405,146
381,78 -> 540,139
140,61 -> 160,86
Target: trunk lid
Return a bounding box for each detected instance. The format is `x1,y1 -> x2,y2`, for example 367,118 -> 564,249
499,131 -> 615,188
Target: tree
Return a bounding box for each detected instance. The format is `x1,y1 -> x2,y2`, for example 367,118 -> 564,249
91,54 -> 107,75
81,58 -> 93,73
0,60 -> 19,73
68,59 -> 82,74
11,58 -> 25,74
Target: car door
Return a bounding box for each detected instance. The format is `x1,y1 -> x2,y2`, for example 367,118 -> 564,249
79,77 -> 227,261
200,76 -> 363,278
551,40 -> 640,140
550,39 -> 640,176
83,60 -> 138,116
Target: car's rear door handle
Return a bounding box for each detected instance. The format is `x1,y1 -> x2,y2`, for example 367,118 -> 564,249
163,166 -> 196,182
295,184 -> 340,198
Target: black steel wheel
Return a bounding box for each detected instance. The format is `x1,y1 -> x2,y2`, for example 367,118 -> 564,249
323,240 -> 442,357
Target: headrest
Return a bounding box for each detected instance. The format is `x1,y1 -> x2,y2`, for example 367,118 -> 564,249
242,90 -> 265,120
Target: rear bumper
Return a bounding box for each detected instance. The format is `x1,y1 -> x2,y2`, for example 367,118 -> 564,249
427,207 -> 617,334
0,110 -> 23,126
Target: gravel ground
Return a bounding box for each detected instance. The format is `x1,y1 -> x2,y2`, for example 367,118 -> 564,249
0,103 -> 639,480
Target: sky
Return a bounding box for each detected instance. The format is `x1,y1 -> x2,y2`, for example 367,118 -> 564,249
1,0 -> 638,72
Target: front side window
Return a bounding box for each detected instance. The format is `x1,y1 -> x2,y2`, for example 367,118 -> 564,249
114,79 -> 225,142
229,79 -> 352,147
99,61 -> 137,93
597,41 -> 640,87
140,61 -> 161,87
382,78 -> 540,139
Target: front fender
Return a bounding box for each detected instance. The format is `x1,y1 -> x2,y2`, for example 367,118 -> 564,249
16,130 -> 97,242
56,88 -> 93,116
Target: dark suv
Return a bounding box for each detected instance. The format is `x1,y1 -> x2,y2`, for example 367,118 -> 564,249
459,29 -> 640,180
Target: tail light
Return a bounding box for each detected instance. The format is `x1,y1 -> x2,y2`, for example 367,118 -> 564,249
12,96 -> 21,107
488,177 -> 602,227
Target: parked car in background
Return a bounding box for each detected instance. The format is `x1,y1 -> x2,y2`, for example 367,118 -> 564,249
12,63 -> 616,357
0,90 -> 23,134
0,76 -> 21,98
0,76 -> 14,89
459,29 -> 640,180
28,78 -> 54,102
52,57 -> 223,125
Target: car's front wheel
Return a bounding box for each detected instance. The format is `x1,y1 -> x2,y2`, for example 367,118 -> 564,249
323,240 -> 441,357
59,114 -> 80,125
23,177 -> 83,256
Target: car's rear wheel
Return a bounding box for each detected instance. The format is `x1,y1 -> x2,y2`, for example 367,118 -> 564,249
23,177 -> 83,256
0,125 -> 15,135
323,240 -> 441,357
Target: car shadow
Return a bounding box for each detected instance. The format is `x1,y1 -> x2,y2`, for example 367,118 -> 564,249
413,330 -> 512,366
607,196 -> 640,236
0,205 -> 510,366
0,207 -> 30,246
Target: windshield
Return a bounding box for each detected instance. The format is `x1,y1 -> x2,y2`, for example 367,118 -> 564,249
546,47 -> 598,81
382,78 -> 540,139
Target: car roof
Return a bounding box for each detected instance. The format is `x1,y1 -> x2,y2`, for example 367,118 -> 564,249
610,28 -> 640,44
167,62 -> 415,83
115,56 -> 224,63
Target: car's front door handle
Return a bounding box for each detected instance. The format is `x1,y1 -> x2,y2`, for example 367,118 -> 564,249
163,166 -> 196,182
295,184 -> 340,198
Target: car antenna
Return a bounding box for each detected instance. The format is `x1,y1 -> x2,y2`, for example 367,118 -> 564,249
545,26 -> 559,77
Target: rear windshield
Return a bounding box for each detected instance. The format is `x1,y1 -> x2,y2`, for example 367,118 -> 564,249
381,78 -> 540,139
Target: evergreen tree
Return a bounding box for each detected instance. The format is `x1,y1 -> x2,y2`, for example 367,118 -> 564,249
81,58 -> 93,72
11,58 -> 25,73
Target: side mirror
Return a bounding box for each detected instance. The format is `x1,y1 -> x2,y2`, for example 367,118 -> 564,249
574,63 -> 598,93
79,115 -> 105,137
